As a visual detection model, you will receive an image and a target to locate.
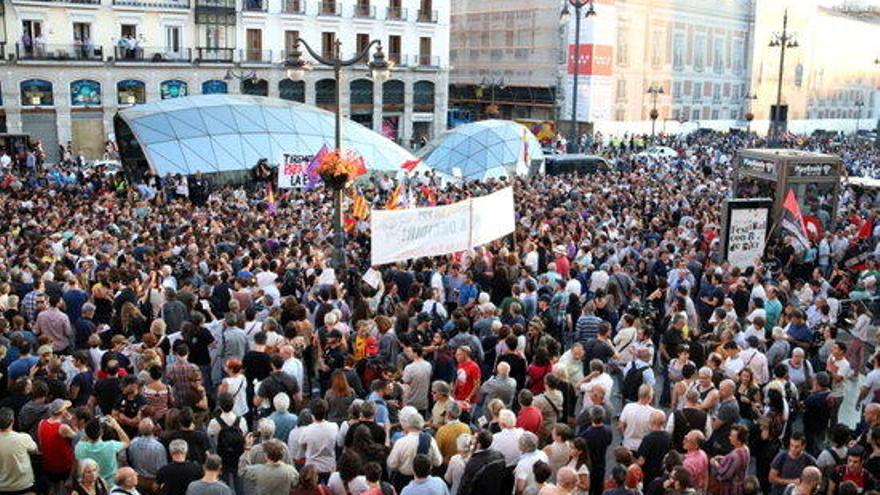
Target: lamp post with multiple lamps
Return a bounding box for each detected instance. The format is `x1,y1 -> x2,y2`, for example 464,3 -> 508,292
768,8 -> 798,143
875,57 -> 880,148
743,93 -> 758,134
646,83 -> 664,139
855,98 -> 865,135
560,0 -> 596,153
285,38 -> 392,273
479,76 -> 506,118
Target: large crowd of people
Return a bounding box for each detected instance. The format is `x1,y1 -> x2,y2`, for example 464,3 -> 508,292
0,130 -> 878,495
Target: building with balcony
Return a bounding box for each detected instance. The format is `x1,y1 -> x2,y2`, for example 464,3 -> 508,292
448,0 -> 560,122
0,0 -> 449,162
749,1 -> 880,129
449,0 -> 880,137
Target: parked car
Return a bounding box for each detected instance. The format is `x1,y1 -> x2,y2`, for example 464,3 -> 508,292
544,154 -> 611,176
82,159 -> 122,177
635,146 -> 679,160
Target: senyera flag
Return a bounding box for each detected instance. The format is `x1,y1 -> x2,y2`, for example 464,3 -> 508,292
781,189 -> 809,250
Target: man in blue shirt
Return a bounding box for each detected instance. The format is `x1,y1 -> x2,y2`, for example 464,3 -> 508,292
785,310 -> 814,348
457,273 -> 479,309
401,454 -> 449,495
7,342 -> 38,381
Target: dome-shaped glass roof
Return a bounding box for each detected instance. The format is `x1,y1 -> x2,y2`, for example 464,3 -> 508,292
117,94 -> 419,177
417,120 -> 545,181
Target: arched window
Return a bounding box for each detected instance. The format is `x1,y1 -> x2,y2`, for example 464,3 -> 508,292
413,81 -> 435,112
350,79 -> 373,110
160,79 -> 188,99
350,79 -> 374,127
315,79 -> 337,109
202,80 -> 228,94
279,79 -> 305,102
117,80 -> 146,105
20,79 -> 53,106
70,80 -> 101,106
242,78 -> 268,96
382,80 -> 404,112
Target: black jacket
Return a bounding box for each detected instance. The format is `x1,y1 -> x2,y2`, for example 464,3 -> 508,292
458,448 -> 507,495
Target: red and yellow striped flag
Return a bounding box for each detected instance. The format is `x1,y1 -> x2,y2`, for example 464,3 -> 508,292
352,190 -> 370,220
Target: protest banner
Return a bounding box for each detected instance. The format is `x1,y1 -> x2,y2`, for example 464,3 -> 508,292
277,152 -> 312,189
720,198 -> 772,270
370,187 -> 515,266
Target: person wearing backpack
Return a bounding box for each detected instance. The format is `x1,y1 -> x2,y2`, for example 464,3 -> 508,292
816,424 -> 851,479
621,348 -> 655,403
206,392 -> 247,493
388,408 -> 443,493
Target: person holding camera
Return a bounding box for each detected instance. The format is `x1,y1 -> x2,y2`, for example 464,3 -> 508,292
74,415 -> 131,487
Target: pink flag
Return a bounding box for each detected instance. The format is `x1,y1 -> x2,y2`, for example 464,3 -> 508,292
304,144 -> 329,190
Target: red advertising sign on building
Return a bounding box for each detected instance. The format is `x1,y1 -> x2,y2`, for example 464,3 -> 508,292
567,44 -> 614,76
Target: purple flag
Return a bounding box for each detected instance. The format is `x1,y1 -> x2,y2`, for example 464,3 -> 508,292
304,144 -> 329,190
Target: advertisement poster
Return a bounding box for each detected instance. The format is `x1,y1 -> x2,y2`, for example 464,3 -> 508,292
70,80 -> 101,106
160,80 -> 188,99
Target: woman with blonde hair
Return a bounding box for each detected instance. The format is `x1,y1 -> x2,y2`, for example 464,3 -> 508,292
118,301 -> 148,337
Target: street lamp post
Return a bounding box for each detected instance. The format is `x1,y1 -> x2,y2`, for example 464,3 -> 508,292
480,76 -> 506,118
286,38 -> 391,272
560,0 -> 596,153
743,93 -> 758,134
855,98 -> 865,135
768,8 -> 798,142
646,83 -> 664,139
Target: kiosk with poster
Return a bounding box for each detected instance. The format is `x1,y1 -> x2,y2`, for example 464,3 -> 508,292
733,149 -> 843,228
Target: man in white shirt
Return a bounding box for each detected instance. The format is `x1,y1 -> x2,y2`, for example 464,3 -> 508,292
300,400 -> 339,478
589,265 -> 609,293
618,384 -> 659,451
556,344 -> 585,385
256,266 -> 278,289
577,360 -> 614,409
388,408 -> 442,479
490,410 -> 523,468
422,288 -> 448,320
430,265 -> 445,295
739,336 -> 770,385
859,353 -> 880,407
826,341 -> 853,393
280,343 -> 305,392
720,342 -> 745,380
513,432 -> 547,495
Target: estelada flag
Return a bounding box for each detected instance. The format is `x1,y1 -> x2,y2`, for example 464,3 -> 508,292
803,216 -> 823,241
386,184 -> 405,210
781,189 -> 809,250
